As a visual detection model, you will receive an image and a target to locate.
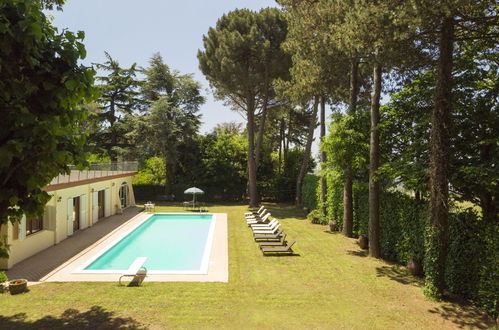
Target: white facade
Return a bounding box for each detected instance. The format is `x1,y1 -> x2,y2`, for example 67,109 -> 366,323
0,174 -> 136,269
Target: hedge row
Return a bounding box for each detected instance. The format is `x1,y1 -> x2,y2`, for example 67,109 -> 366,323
307,176 -> 498,317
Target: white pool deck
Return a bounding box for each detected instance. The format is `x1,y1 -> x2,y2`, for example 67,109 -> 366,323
41,212 -> 228,282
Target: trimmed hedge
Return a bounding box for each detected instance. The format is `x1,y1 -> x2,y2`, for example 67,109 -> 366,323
318,177 -> 498,317
301,174 -> 319,210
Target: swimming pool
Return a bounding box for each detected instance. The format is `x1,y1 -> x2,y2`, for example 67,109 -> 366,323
77,214 -> 215,274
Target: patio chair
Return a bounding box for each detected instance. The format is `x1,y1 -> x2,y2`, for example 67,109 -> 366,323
258,234 -> 287,248
119,257 -> 148,286
252,223 -> 281,235
250,218 -> 277,229
245,208 -> 267,220
244,205 -> 264,216
254,229 -> 284,241
261,240 -> 296,255
247,212 -> 271,225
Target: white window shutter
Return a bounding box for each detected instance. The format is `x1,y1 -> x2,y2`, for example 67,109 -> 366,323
19,215 -> 26,241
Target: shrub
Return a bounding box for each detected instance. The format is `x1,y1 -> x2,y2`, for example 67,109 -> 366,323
307,209 -> 325,224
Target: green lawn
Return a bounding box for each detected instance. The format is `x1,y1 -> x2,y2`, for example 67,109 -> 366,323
0,204 -> 493,329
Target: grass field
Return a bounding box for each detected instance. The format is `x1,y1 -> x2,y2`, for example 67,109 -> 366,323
0,204 -> 494,329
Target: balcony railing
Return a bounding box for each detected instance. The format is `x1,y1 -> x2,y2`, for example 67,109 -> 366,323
47,161 -> 138,186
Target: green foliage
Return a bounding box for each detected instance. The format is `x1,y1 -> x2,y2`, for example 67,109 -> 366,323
92,52 -> 142,161
0,271 -> 7,283
301,174 -> 319,211
133,157 -> 166,185
198,128 -> 247,201
322,113 -> 369,180
0,0 -> 95,229
306,209 -> 324,224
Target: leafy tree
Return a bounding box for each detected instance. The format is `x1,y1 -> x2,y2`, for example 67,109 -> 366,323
199,127 -> 247,201
408,0 -> 498,298
133,157 -> 166,185
93,52 -> 142,161
198,8 -> 290,207
0,0 -> 95,251
141,54 -> 204,198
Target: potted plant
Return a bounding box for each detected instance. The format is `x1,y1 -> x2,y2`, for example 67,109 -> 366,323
328,220 -> 337,232
358,234 -> 368,250
407,256 -> 423,277
8,278 -> 28,295
0,271 -> 7,293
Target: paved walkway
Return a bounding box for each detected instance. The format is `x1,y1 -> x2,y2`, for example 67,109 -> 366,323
6,207 -> 141,281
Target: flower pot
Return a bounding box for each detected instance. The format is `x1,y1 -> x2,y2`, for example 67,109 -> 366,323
8,279 -> 28,295
328,220 -> 337,232
358,235 -> 368,250
407,257 -> 423,277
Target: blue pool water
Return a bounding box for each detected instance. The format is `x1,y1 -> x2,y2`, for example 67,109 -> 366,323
84,214 -> 214,272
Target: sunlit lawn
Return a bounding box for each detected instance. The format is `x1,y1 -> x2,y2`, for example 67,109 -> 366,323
0,204 -> 493,329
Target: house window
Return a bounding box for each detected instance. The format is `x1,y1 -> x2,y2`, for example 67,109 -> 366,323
26,216 -> 43,236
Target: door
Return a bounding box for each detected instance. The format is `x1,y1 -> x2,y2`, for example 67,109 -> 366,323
104,188 -> 110,217
98,190 -> 105,219
67,198 -> 74,236
73,196 -> 80,232
119,183 -> 128,208
92,191 -> 99,223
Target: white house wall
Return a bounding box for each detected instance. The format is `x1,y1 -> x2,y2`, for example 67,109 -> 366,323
0,175 -> 135,269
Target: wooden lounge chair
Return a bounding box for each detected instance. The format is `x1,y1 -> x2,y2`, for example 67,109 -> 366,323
259,234 -> 287,248
244,205 -> 264,216
248,214 -> 273,226
254,229 -> 284,241
261,240 -> 296,255
253,223 -> 281,234
245,208 -> 267,220
246,212 -> 270,224
250,218 -> 277,229
119,257 -> 147,286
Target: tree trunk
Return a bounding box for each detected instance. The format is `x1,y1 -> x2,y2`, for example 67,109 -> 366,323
255,97 -> 268,169
319,96 -> 327,216
247,96 -> 259,207
296,97 -> 318,206
426,16 -> 454,297
368,50 -> 382,258
343,59 -> 359,238
109,99 -> 118,162
278,120 -> 284,174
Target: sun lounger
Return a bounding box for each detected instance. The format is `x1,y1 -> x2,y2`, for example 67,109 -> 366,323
259,234 -> 287,247
244,205 -> 264,216
119,257 -> 147,286
245,208 -> 267,220
250,218 -> 277,229
261,240 -> 296,255
252,223 -> 281,234
254,229 -> 284,241
247,213 -> 271,225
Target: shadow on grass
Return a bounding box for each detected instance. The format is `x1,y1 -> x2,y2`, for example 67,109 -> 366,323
264,204 -> 307,220
262,253 -> 301,257
0,305 -> 146,330
347,250 -> 368,258
375,265 -> 423,287
428,303 -> 493,329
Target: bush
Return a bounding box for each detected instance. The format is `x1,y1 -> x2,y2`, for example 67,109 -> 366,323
302,174 -> 319,210
0,271 -> 7,283
307,209 -> 325,224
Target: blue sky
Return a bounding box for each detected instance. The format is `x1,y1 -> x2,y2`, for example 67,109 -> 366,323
51,0 -> 277,133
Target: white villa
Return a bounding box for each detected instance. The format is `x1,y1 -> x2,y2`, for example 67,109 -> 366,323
0,163 -> 138,269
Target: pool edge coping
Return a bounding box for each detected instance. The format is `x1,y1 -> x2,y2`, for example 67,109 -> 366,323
40,212 -> 228,282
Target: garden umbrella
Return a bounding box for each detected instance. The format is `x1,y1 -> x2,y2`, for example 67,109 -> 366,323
184,187 -> 204,203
